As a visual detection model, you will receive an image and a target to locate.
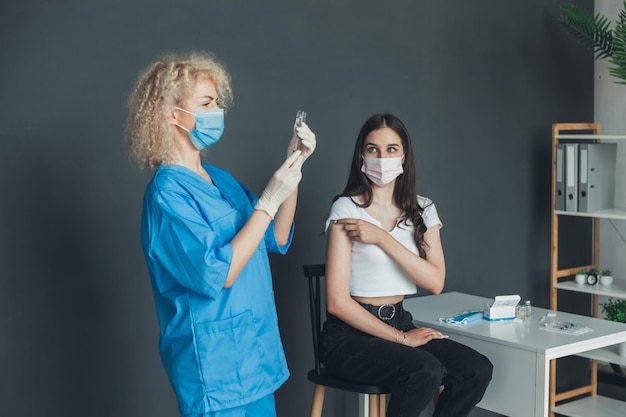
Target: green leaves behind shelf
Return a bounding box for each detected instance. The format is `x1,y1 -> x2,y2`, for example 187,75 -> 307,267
558,1 -> 626,84
609,6 -> 626,84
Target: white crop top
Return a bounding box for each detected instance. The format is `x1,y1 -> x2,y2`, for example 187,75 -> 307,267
325,196 -> 442,297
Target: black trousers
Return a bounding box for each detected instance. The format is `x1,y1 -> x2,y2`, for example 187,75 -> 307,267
320,302 -> 493,417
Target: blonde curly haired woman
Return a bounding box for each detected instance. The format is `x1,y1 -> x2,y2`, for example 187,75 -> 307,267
127,51 -> 316,417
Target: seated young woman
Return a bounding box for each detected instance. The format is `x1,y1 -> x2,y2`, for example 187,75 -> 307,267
321,113 -> 493,417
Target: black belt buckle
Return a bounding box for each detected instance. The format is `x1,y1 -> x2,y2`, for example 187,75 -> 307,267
377,304 -> 396,321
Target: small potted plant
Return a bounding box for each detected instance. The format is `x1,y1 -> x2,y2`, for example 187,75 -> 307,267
600,297 -> 626,356
600,269 -> 614,286
575,268 -> 587,285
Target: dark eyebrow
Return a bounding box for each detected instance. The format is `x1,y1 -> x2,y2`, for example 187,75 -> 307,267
364,142 -> 401,148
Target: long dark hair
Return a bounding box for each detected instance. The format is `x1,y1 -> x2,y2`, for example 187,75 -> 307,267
334,113 -> 428,258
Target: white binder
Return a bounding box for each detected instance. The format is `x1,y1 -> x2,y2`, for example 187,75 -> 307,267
565,143 -> 578,211
578,143 -> 616,212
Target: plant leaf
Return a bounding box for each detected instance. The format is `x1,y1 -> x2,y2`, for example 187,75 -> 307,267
608,2 -> 626,83
558,3 -> 613,60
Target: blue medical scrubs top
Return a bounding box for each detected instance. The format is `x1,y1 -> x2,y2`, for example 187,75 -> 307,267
140,163 -> 292,414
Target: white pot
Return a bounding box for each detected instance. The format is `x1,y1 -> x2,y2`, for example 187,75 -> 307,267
575,274 -> 586,285
600,275 -> 614,285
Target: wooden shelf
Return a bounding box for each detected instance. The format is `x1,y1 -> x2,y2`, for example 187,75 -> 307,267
550,123 -> 626,417
556,134 -> 626,140
553,278 -> 626,299
577,345 -> 626,367
555,209 -> 626,220
551,395 -> 626,417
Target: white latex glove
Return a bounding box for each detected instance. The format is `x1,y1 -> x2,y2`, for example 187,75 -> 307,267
255,150 -> 304,218
287,122 -> 316,162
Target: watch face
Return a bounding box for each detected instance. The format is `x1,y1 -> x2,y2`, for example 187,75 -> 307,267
586,274 -> 598,285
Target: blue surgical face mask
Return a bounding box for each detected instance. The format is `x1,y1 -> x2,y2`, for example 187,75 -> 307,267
174,107 -> 224,150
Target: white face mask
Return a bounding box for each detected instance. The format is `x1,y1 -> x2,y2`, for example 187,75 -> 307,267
361,155 -> 404,186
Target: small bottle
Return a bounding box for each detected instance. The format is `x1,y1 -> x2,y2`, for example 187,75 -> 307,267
524,300 -> 532,318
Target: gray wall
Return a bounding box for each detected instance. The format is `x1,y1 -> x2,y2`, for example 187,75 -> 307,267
0,1 -> 593,416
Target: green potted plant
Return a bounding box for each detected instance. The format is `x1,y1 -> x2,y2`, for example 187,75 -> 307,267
600,297 -> 626,356
558,1 -> 626,84
600,269 -> 614,285
575,268 -> 587,285
602,297 -> 626,322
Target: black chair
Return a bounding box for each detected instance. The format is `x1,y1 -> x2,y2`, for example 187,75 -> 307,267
303,264 -> 391,417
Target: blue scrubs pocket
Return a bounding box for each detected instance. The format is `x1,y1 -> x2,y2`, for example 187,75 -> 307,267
194,310 -> 265,400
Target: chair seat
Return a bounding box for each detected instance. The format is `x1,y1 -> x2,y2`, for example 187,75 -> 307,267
307,369 -> 391,395
304,264 -> 391,416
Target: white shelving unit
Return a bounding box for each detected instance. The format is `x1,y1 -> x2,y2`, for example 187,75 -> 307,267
578,345 -> 626,367
552,396 -> 626,417
554,208 -> 626,220
550,123 -> 626,417
554,277 -> 626,298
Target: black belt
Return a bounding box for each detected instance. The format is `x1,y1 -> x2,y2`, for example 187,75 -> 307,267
359,301 -> 404,321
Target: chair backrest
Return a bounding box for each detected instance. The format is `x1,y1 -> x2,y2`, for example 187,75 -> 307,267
303,264 -> 326,375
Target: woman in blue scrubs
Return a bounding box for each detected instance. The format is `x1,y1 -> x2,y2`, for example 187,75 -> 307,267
126,51 -> 316,417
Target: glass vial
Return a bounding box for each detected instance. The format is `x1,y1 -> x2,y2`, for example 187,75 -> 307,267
524,300 -> 532,318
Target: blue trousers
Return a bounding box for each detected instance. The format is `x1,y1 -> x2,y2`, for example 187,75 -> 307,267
184,394 -> 276,417
320,303 -> 493,417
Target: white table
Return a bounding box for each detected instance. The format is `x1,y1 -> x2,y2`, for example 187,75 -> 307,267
402,292 -> 626,417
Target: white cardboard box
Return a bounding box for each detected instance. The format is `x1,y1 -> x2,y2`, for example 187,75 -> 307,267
484,295 -> 521,320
